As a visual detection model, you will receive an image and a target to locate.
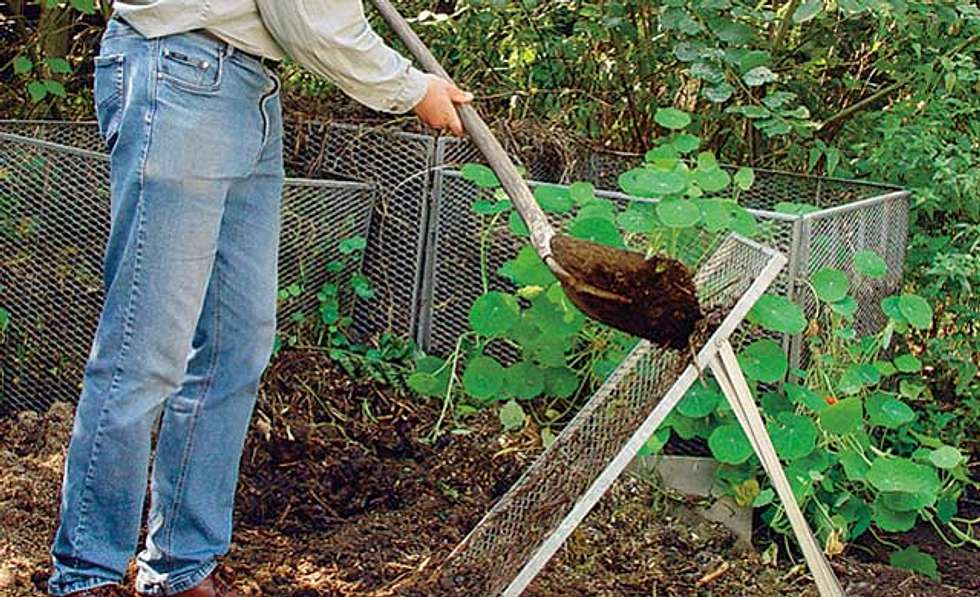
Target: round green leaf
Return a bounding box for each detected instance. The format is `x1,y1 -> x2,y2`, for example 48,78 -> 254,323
733,167 -> 755,191
509,211 -> 529,237
785,382 -> 828,413
461,163 -> 500,188
708,424 -> 754,464
890,547 -> 939,581
747,293 -> 806,334
534,185 -> 574,214
694,166 -> 731,193
866,457 -> 941,496
544,367 -> 579,399
738,339 -> 788,383
654,107 -> 692,130
499,399 -> 526,431
880,296 -> 906,323
872,497 -> 918,532
407,372 -> 440,397
819,397 -> 863,435
632,168 -> 690,196
569,181 -> 596,204
811,268 -> 849,303
504,361 -> 546,400
767,412 -> 817,461
677,383 -> 721,418
893,354 -> 922,373
568,216 -> 624,248
928,446 -> 964,470
729,207 -> 758,236
866,392 -> 916,429
469,292 -> 520,337
656,199 -> 701,228
671,133 -> 701,154
498,246 -> 556,287
462,356 -> 505,400
854,250 -> 888,278
829,296 -> 858,319
898,294 -> 933,330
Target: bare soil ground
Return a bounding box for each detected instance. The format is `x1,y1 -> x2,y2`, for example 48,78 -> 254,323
1,349 -> 976,596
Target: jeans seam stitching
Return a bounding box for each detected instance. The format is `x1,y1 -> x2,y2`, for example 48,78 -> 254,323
66,37 -> 161,566
162,257 -> 223,567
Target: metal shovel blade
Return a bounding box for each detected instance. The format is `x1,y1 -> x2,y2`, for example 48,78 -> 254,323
550,235 -> 703,350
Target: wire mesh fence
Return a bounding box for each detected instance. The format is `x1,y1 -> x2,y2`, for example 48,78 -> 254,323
420,168 -> 908,370
437,235 -> 785,595
0,132 -> 375,414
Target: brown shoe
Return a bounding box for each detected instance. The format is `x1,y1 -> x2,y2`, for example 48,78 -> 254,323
168,569 -> 241,597
63,586 -> 130,597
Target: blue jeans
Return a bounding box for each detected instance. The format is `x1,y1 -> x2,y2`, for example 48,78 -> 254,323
49,17 -> 283,596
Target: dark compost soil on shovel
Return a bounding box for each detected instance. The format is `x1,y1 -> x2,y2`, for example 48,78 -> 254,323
1,349 -> 976,596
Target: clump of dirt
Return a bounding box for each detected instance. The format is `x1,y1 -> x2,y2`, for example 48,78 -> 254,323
551,234 -> 702,349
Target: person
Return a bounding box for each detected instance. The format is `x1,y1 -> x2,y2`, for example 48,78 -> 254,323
47,2 -> 472,596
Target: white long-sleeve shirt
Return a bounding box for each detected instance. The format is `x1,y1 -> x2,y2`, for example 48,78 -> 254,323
113,0 -> 428,114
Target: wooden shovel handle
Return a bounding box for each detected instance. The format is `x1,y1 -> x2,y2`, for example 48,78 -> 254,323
369,0 -> 556,261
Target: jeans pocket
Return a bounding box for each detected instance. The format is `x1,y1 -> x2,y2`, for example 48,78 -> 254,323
158,37 -> 223,94
93,54 -> 125,148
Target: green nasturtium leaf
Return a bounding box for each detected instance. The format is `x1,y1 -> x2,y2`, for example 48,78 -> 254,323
854,250 -> 888,278
893,354 -> 922,373
890,546 -> 939,581
708,424 -> 754,464
629,167 -> 690,196
738,339 -> 788,383
929,446 -> 964,470
617,202 -> 657,233
866,457 -> 941,498
654,107 -> 692,130
872,496 -> 918,532
534,184 -> 574,214
693,166 -> 731,193
460,163 -> 500,188
504,361 -> 546,400
462,356 -> 505,400
767,412 -> 817,461
671,133 -> 701,154
784,383 -> 828,413
898,294 -> 933,330
677,383 -> 722,418
469,292 -> 520,337
839,448 -> 870,481
729,207 -> 758,236
819,397 -> 863,435
733,166 -> 755,191
568,216 -> 624,248
544,367 -> 579,399
866,392 -> 916,429
499,399 -> 526,431
508,210 -> 529,237
747,293 -> 806,334
656,199 -> 701,228
569,181 -> 596,204
811,267 -> 850,303
499,246 -> 556,287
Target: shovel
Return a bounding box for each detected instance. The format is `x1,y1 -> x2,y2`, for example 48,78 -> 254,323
370,0 -> 702,350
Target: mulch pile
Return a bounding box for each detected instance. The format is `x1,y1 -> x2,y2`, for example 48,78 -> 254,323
1,349 -> 976,595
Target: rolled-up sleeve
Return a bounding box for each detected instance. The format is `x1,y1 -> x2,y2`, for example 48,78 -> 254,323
254,0 -> 428,114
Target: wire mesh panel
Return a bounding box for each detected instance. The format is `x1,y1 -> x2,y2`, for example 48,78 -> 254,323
419,169 -> 908,367
437,236 -> 784,594
282,120 -> 435,341
0,133 -> 375,414
0,120 -> 104,153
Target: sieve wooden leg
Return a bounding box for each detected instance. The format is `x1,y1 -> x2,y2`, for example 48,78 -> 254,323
709,339 -> 843,597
